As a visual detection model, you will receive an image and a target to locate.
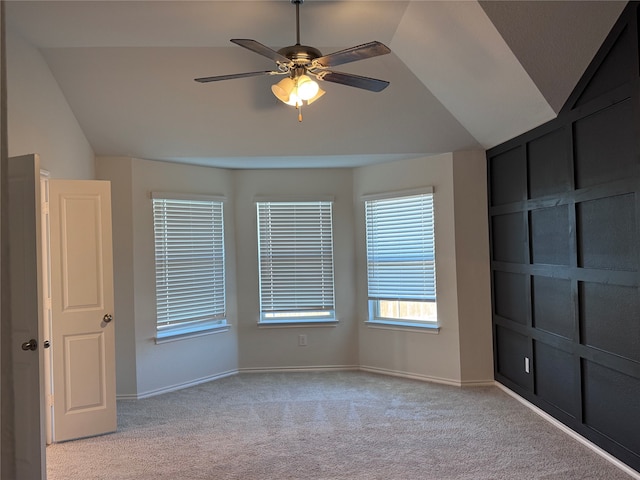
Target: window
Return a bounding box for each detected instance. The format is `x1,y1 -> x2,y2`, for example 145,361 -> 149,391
256,200 -> 336,323
152,193 -> 226,339
364,189 -> 437,326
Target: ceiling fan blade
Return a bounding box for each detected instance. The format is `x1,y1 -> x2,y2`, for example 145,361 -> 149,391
315,41 -> 391,68
230,39 -> 292,65
195,71 -> 277,83
319,71 -> 389,92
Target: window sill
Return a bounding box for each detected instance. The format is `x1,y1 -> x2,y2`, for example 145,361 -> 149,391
155,324 -> 230,344
365,320 -> 440,334
258,320 -> 339,328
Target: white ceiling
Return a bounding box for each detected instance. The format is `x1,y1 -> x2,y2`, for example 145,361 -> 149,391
5,0 -> 626,169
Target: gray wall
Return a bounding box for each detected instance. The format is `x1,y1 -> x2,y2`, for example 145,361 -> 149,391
102,158 -> 240,398
354,151 -> 492,385
98,153 -> 494,398
7,28 -> 94,179
234,168 -> 359,372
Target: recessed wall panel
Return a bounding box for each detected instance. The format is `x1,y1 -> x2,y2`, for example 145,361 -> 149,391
530,205 -> 570,265
574,99 -> 635,189
492,213 -> 526,264
574,26 -> 633,108
579,282 -> 640,362
534,342 -> 576,417
583,360 -> 640,454
493,271 -> 527,325
528,128 -> 570,198
577,194 -> 636,271
532,276 -> 573,339
496,325 -> 532,390
490,146 -> 525,206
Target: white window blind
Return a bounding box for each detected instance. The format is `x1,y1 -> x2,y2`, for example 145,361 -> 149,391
152,195 -> 226,337
257,201 -> 336,322
365,192 -> 436,303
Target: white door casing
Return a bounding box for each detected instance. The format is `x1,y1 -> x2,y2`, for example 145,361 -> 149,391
40,172 -> 54,446
48,180 -> 116,442
9,154 -> 46,479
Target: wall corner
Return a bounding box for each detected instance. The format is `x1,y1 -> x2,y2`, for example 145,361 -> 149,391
451,150 -> 494,383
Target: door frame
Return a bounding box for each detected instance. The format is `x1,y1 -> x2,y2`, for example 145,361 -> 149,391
40,170 -> 54,445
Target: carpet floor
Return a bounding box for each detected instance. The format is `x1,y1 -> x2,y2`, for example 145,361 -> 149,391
46,371 -> 634,479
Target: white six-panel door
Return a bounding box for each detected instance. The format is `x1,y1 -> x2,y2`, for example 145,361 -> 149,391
48,180 -> 116,442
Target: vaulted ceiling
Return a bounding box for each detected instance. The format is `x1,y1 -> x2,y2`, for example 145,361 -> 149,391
5,1 -> 626,168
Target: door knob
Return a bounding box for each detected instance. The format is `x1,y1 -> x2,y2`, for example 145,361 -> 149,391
103,314 -> 113,323
21,339 -> 38,351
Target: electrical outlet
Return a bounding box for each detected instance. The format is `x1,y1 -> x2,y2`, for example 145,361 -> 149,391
524,356 -> 530,374
298,334 -> 308,346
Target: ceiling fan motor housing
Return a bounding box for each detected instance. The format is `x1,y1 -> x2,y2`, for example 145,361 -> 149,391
277,44 -> 322,67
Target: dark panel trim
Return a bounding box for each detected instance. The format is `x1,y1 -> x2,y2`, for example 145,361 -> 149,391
560,2 -> 637,115
491,263 -> 639,286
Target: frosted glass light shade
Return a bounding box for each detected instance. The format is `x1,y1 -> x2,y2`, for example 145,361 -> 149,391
271,77 -> 295,103
297,75 -> 319,100
285,92 -> 302,107
306,88 -> 325,105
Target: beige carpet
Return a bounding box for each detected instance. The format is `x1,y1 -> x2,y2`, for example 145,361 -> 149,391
46,371 -> 634,479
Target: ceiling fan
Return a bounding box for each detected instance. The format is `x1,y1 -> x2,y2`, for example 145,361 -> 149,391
195,0 -> 391,121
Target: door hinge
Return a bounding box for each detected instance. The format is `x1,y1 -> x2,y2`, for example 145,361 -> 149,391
47,395 -> 54,407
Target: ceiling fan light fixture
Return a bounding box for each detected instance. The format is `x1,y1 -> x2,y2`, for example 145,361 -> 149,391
306,87 -> 325,105
195,0 -> 392,121
285,92 -> 303,107
271,77 -> 296,103
272,75 -> 320,107
296,75 -> 319,101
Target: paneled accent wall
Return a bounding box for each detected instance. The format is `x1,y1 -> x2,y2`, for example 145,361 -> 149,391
487,2 -> 640,472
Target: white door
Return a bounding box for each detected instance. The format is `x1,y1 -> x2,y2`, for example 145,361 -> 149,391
8,154 -> 46,479
48,180 -> 116,442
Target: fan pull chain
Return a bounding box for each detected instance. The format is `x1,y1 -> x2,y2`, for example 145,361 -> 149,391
297,104 -> 303,122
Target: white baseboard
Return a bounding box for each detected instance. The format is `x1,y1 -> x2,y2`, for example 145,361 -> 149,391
459,379 -> 497,387
495,382 -> 640,480
238,364 -> 494,387
115,393 -> 139,401
360,365 -> 465,387
118,365 -> 492,400
239,365 -> 360,374
119,369 -> 238,400
120,367 -> 359,399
